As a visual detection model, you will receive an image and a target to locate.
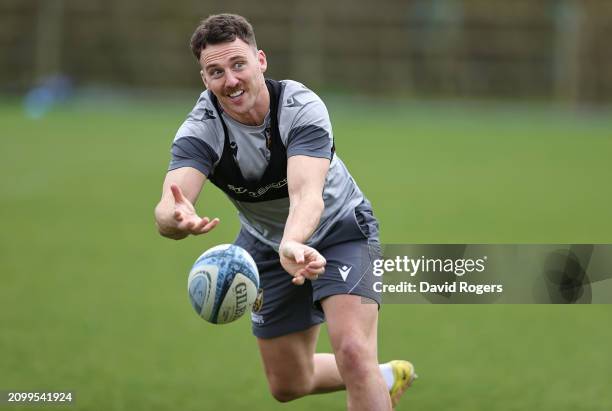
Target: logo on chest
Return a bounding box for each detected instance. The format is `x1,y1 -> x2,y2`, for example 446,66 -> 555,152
227,178 -> 287,198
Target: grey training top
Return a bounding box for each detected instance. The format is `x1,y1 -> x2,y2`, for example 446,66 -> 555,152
169,79 -> 365,250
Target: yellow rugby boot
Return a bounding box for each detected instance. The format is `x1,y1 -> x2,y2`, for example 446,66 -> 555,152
388,360 -> 417,409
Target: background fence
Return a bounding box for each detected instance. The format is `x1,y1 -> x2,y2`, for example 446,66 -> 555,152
2,0 -> 612,103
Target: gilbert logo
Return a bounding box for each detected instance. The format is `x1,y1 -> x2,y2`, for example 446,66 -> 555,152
339,265 -> 352,281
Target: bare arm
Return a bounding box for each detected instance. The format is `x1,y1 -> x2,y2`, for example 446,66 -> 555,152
279,155 -> 330,285
154,167 -> 220,240
282,155 -> 329,243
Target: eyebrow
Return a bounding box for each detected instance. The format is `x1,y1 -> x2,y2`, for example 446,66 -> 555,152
205,55 -> 247,71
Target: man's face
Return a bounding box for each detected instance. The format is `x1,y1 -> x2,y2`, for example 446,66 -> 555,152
200,38 -> 267,124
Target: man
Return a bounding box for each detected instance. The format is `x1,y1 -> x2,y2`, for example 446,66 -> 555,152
154,13 -> 415,410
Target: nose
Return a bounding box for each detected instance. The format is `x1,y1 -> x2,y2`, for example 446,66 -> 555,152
224,71 -> 239,89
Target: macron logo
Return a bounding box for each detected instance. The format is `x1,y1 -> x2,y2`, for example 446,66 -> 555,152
339,265 -> 352,281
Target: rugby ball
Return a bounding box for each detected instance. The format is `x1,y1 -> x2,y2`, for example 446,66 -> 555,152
187,244 -> 259,324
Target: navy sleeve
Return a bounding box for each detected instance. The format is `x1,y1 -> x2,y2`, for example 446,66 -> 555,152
286,125 -> 333,159
168,136 -> 219,177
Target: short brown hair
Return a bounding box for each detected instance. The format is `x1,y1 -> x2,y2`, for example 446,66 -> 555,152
190,14 -> 257,61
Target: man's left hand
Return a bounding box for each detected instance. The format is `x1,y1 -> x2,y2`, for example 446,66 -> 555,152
279,240 -> 326,285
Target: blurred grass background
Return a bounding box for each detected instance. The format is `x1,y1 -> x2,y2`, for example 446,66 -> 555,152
3,1 -> 612,409
1,95 -> 611,410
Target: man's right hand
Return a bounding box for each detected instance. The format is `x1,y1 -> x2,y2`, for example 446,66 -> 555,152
155,182 -> 219,240
169,184 -> 220,235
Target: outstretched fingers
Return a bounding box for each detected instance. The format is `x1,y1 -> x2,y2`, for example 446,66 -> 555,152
187,217 -> 220,235
306,258 -> 326,270
170,184 -> 186,204
291,247 -> 305,264
197,217 -> 220,234
173,212 -> 220,235
295,262 -> 326,283
302,250 -> 326,278
185,217 -> 207,230
304,265 -> 325,276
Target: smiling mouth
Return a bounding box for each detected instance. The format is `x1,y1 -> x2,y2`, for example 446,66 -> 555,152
227,89 -> 245,99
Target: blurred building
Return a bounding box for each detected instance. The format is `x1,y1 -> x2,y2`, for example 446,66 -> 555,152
1,0 -> 611,103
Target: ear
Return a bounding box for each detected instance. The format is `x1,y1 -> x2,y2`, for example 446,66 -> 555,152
200,70 -> 207,87
257,50 -> 267,73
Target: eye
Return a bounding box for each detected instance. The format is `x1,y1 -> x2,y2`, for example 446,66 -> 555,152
209,69 -> 223,79
234,62 -> 246,70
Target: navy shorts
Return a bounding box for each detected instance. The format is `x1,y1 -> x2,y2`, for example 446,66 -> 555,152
234,200 -> 382,339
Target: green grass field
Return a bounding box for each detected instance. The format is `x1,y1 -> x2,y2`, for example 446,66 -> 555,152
1,95 -> 611,410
